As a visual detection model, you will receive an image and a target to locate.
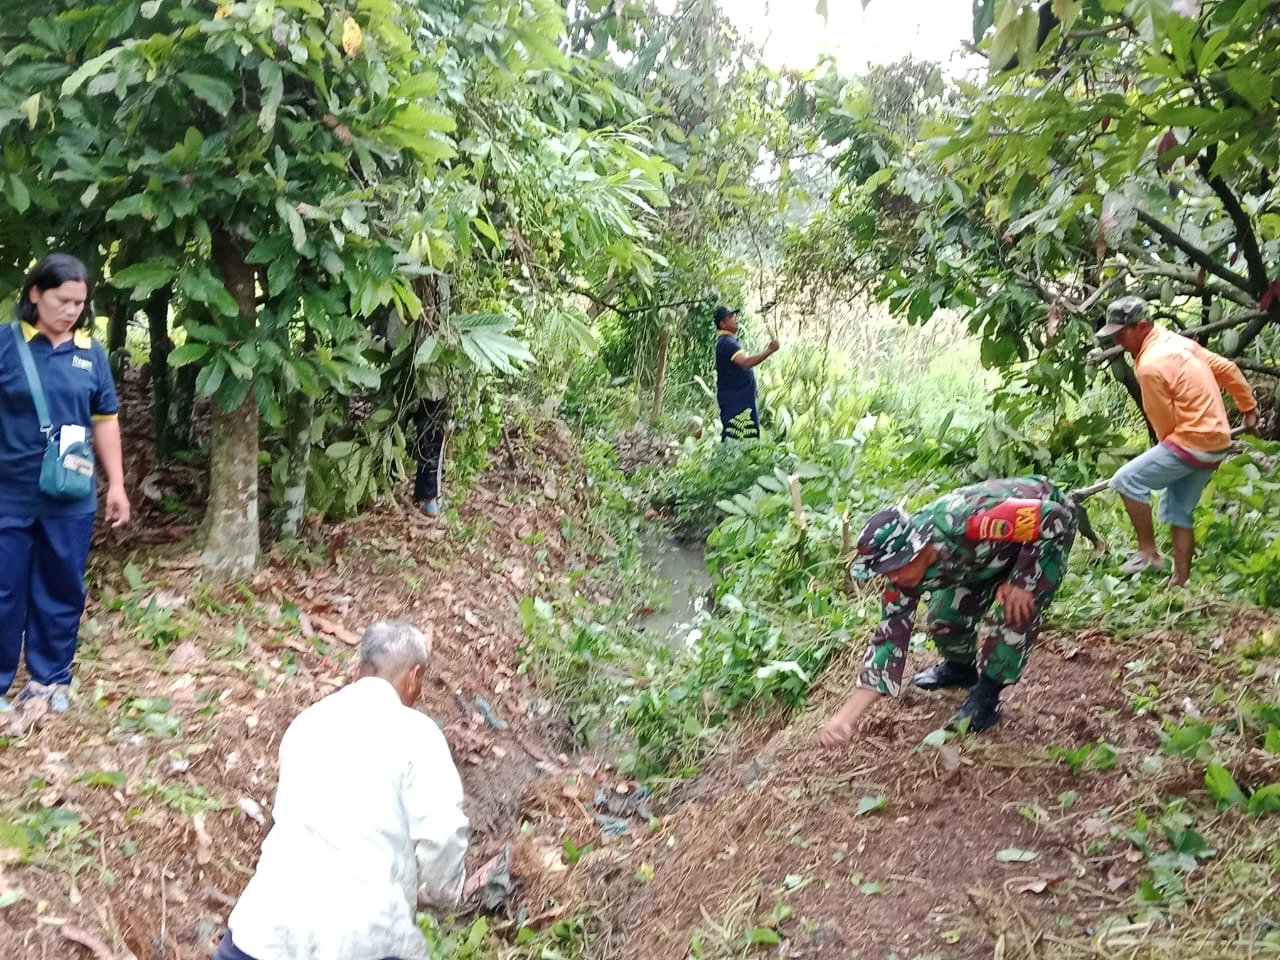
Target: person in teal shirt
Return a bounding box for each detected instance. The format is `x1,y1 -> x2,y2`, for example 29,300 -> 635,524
0,254 -> 130,714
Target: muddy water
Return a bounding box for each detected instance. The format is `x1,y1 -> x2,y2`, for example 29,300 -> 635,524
633,529 -> 712,649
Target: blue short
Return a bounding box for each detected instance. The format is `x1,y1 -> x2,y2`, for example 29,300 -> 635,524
1110,443 -> 1218,529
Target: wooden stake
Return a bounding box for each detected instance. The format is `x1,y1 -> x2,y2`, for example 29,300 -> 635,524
788,475 -> 806,531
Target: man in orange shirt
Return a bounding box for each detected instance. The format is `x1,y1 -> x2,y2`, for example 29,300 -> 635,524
1099,296 -> 1258,585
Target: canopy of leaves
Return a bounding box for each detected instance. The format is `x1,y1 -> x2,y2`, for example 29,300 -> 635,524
786,0 -> 1279,416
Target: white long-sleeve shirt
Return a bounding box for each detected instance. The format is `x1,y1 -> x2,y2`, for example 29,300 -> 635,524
228,676 -> 469,960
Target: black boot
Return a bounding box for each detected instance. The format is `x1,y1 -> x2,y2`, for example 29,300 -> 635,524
912,660 -> 979,691
948,677 -> 1004,733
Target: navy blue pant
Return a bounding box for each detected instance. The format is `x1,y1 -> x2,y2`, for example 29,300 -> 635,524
0,513 -> 95,695
719,400 -> 760,440
213,932 -> 403,960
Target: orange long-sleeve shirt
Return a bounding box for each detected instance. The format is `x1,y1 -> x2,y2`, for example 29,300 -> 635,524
1135,328 -> 1256,456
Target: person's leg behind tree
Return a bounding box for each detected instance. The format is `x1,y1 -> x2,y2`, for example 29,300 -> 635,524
916,582 -> 999,691
414,422 -> 446,514
958,530 -> 1077,732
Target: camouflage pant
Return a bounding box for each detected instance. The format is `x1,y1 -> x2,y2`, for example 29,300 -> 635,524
926,537 -> 1074,686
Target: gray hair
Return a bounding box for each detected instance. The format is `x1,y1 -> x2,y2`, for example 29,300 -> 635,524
359,620 -> 432,676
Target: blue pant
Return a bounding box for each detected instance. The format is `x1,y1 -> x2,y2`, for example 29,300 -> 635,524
0,513 -> 96,695
213,932 -> 404,960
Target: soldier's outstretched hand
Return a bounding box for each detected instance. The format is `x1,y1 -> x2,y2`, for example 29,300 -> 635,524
819,688 -> 881,749
996,582 -> 1035,630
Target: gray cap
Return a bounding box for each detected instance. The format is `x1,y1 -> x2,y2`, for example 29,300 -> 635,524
1097,295 -> 1151,339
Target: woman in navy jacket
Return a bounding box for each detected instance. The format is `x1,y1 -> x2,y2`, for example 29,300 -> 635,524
0,254 -> 130,713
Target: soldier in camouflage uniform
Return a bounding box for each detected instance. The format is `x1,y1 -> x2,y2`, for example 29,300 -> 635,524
818,476 -> 1078,748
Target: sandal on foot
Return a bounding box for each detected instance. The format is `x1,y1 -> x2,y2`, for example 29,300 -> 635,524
1120,553 -> 1167,575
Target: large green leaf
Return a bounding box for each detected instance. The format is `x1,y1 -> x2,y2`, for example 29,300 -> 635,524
452,313 -> 535,375
179,73 -> 236,114
111,258 -> 176,299
61,47 -> 123,96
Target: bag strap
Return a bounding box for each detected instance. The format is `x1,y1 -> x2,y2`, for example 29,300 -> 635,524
10,321 -> 51,432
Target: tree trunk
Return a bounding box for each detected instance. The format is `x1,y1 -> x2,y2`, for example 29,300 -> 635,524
277,328 -> 316,540
650,326 -> 670,428
201,230 -> 260,579
1108,354 -> 1157,445
107,298 -> 130,378
146,287 -> 175,458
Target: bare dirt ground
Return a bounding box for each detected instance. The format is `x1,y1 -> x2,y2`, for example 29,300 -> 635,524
0,404 -> 609,958
2,392 -> 1277,960
567,618 -> 1280,960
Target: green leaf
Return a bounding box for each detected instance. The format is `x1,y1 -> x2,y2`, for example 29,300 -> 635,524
8,175 -> 30,214
325,441 -> 356,459
106,194 -> 147,222
179,73 -> 236,115
1264,728 -> 1280,755
988,0 -> 1022,70
1017,5 -> 1040,68
74,770 -> 126,789
111,259 -> 176,299
215,373 -> 252,414
748,926 -> 780,945
996,848 -> 1039,862
1050,0 -> 1080,31
472,217 -> 501,246
195,358 -> 227,399
858,880 -> 883,895
453,313 -> 534,374
855,795 -> 887,816
180,267 -> 241,319
1246,784 -> 1280,817
258,60 -> 284,133
921,728 -> 948,749
62,47 -> 124,96
275,197 -> 307,252
122,562 -> 146,590
1205,764 -> 1246,810
1225,67 -> 1272,113
973,0 -> 996,41
18,94 -> 40,129
1125,0 -> 1167,44
167,343 -> 210,368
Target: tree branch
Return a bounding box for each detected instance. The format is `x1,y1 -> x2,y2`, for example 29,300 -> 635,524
1085,311 -> 1267,364
1134,209 -> 1253,293
1234,359 -> 1280,378
560,282 -> 708,319
1010,271 -> 1124,313
1197,146 -> 1269,295
569,10 -> 617,50
1116,249 -> 1255,307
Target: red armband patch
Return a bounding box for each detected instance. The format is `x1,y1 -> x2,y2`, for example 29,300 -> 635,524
965,499 -> 1044,543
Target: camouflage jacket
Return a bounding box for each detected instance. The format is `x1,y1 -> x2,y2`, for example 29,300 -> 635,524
858,476 -> 1077,696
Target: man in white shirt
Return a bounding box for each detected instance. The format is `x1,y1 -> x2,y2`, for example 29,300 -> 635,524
213,620 -> 469,960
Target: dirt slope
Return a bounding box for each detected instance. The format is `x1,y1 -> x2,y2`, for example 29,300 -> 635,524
556,620 -> 1280,960
0,426 -> 599,959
